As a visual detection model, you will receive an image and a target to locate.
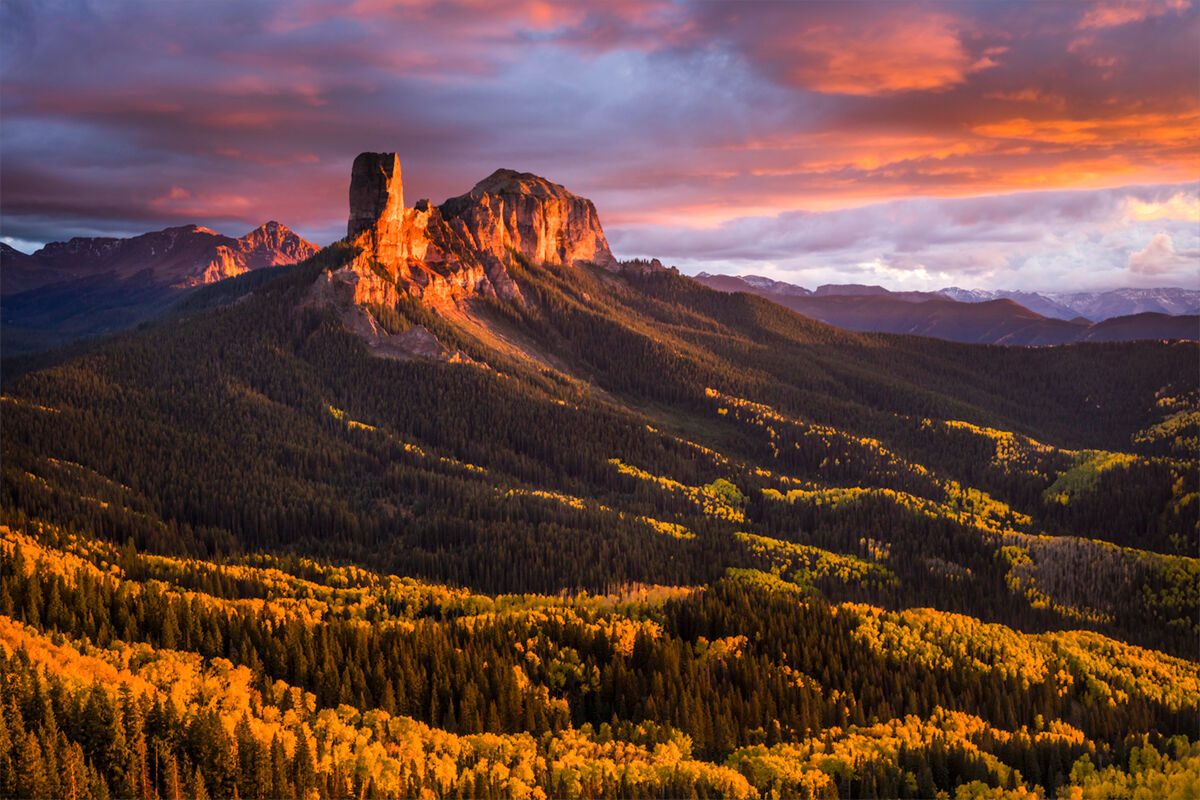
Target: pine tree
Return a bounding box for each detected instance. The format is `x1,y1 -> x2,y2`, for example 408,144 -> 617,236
164,751 -> 183,800
160,602 -> 180,650
293,727 -> 315,798
16,730 -> 49,800
0,702 -> 14,798
190,764 -> 210,800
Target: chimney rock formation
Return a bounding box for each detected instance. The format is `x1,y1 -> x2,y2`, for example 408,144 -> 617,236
347,153 -> 404,240
338,153 -> 617,311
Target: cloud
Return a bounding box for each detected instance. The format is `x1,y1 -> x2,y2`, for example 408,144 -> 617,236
0,0 -> 1197,294
1078,0 -> 1190,29
609,183 -> 1200,291
972,113 -> 1199,147
860,259 -> 954,285
1128,232 -> 1190,274
763,11 -> 993,95
1125,192 -> 1200,222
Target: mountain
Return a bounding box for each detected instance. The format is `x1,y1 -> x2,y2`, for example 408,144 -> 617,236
0,243 -> 55,295
1080,311 -> 1200,342
760,293 -> 1091,345
1045,288 -> 1200,319
2,220 -> 318,293
697,272 -> 813,296
1,221 -> 318,354
0,154 -> 1196,800
939,286 -> 1083,319
692,276 -> 1199,325
939,286 -> 1200,320
812,283 -> 940,300
694,273 -> 1197,344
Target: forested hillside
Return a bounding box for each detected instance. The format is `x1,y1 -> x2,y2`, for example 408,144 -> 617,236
1,243 -> 1196,798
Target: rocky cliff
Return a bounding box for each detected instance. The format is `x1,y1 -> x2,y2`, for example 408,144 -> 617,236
336,153 -> 618,311
440,168 -> 618,272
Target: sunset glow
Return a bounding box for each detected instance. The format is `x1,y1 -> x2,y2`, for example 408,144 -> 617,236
1,0 -> 1196,290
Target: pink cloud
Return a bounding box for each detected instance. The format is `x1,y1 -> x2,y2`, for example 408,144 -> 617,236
1129,232 -> 1186,273
1078,0 -> 1190,29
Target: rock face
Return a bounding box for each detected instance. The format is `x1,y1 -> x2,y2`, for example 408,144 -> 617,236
347,153 -> 405,240
3,222 -> 319,294
339,154 -> 618,311
440,169 -> 618,272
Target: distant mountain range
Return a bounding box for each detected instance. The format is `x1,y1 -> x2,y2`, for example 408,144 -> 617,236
694,273 -> 1198,345
1,222 -> 317,354
698,275 -> 1199,321
938,286 -> 1200,321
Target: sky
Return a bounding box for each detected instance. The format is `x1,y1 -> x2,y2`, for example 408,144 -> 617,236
1,0 -> 1197,292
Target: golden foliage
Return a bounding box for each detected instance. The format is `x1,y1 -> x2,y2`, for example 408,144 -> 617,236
847,604 -> 1200,709
736,532 -> 896,588
1044,451 -> 1139,504
609,458 -> 746,522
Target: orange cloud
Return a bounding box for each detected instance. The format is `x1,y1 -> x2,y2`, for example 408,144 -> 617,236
523,0 -> 585,30
983,88 -> 1069,109
778,12 -> 995,95
608,117 -> 1199,228
972,112 -> 1200,147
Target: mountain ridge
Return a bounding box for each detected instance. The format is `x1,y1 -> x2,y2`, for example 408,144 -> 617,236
694,273 -> 1198,345
2,220 -> 318,294
695,274 -> 1198,322
0,221 -> 319,355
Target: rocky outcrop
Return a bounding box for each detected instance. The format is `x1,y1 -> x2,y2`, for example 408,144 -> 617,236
304,266 -> 473,362
348,153 -> 405,240
341,153 -> 494,309
4,222 -> 319,293
440,169 -> 618,273
338,153 -> 618,312
240,220 -> 321,266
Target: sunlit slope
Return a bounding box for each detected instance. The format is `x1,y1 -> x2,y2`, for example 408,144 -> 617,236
488,256 -> 1194,450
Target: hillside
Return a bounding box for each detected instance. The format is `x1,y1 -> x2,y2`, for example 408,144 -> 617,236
1,154 -> 1196,799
